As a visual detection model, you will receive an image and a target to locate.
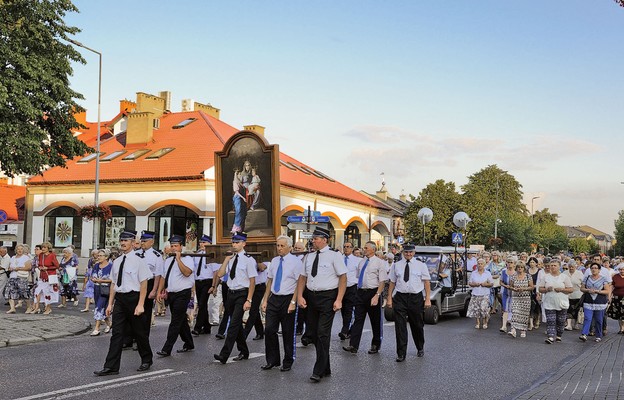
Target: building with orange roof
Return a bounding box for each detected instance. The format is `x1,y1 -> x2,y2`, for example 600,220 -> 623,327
25,91 -> 393,256
0,182 -> 26,248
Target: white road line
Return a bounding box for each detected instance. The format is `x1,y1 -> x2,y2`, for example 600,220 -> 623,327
14,369 -> 178,400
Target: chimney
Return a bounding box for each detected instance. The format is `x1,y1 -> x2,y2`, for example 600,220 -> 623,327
376,183 -> 388,201
194,101 -> 220,119
159,91 -> 172,111
244,124 -> 265,136
119,99 -> 136,114
136,92 -> 165,118
126,112 -> 154,145
399,193 -> 407,202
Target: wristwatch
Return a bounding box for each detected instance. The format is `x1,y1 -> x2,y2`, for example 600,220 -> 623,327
290,300 -> 296,305
246,299 -> 252,304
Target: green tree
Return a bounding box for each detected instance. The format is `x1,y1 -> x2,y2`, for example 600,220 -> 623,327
404,179 -> 461,245
0,0 -> 91,177
569,237 -> 592,255
532,208 -> 568,254
460,165 -> 526,247
494,212 -> 533,252
614,210 -> 624,256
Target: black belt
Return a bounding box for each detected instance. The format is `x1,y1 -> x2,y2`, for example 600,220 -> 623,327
255,283 -> 266,287
271,293 -> 295,298
116,291 -> 138,296
357,288 -> 376,291
308,288 -> 338,294
197,279 -> 212,282
229,288 -> 248,293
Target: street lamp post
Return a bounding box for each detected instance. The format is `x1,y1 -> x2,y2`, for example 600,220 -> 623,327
67,39 -> 102,252
531,196 -> 540,224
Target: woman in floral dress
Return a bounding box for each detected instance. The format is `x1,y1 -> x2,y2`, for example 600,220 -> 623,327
91,250 -> 112,336
508,261 -> 534,338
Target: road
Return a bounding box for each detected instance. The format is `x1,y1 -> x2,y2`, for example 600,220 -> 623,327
1,309 -> 607,400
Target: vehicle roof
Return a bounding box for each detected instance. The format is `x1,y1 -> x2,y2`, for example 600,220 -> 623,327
414,246 -> 479,255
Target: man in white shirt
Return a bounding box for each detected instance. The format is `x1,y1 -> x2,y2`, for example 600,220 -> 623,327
0,246 -> 10,304
339,242 -> 361,340
192,235 -> 216,336
94,230 -> 153,376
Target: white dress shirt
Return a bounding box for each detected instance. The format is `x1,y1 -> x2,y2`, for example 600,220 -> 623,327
268,253 -> 303,295
389,258 -> 430,294
300,245 -> 347,291
343,253 -> 362,287
356,255 -> 388,289
111,252 -> 153,293
226,251 -> 258,290
163,255 -> 195,292
136,247 -> 164,278
194,251 -> 215,280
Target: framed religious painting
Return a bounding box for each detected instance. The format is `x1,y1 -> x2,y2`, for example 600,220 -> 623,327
215,130 -> 280,244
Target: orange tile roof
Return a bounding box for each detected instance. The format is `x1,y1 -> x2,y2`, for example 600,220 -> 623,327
0,184 -> 26,221
29,110 -> 388,210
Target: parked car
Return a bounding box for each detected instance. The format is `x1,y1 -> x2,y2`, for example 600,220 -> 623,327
384,246 -> 478,324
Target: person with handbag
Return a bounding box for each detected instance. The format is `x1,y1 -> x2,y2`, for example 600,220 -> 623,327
608,265 -> 624,334
539,259 -> 573,344
579,262 -> 611,343
563,260 -> 584,331
58,247 -> 79,308
91,249 -> 113,336
36,242 -> 60,315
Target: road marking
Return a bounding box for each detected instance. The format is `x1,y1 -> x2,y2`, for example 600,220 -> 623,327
213,352 -> 264,364
14,369 -> 183,400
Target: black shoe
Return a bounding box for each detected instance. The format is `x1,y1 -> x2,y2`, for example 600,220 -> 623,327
338,332 -> 350,340
300,337 -> 311,346
261,363 -> 279,370
252,334 -> 264,341
296,330 -> 303,336
280,365 -> 292,372
213,354 -> 227,364
215,333 -> 226,340
191,330 -> 201,336
396,355 -> 406,362
368,345 -> 379,354
176,347 -> 194,353
233,353 -> 249,361
309,374 -> 321,382
156,350 -> 171,357
122,344 -> 132,351
137,362 -> 152,372
342,345 -> 358,354
94,368 -> 119,376
132,343 -> 138,351
417,350 -> 424,357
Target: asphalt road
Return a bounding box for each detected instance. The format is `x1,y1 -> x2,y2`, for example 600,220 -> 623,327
1,309 -> 609,400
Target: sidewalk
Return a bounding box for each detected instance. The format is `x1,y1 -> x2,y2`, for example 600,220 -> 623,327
0,312 -> 91,347
515,333 -> 624,400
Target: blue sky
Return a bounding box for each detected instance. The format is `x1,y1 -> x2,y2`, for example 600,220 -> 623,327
65,1 -> 624,235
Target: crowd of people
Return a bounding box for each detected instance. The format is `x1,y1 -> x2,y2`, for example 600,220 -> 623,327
2,239 -> 623,382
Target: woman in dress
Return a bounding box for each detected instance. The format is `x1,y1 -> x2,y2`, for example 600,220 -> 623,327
91,249 -> 112,336
4,244 -> 32,314
467,258 -> 493,329
539,259 -> 573,344
580,262 -> 611,342
608,266 -> 624,334
36,242 -> 60,315
563,260 -> 584,331
29,245 -> 43,313
499,257 -> 516,332
508,261 -> 533,338
58,247 -> 79,308
81,250 -> 98,312
527,257 -> 540,331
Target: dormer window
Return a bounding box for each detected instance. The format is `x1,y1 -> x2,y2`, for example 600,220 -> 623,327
173,118 -> 196,129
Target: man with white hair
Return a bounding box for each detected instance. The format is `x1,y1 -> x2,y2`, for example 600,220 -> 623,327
0,246 -> 10,304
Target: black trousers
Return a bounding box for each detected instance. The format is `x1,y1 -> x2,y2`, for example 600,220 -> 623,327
264,294 -> 296,367
194,279 -> 213,333
218,288 -> 249,359
306,289 -> 338,376
349,288 -> 382,350
340,285 -> 357,335
161,288 -> 194,353
297,288 -> 308,335
104,292 -> 152,371
393,292 -> 425,357
123,278 -> 155,347
243,283 -> 265,338
217,281 -> 230,335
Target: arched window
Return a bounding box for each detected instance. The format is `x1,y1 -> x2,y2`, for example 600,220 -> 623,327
44,206 -> 82,250
148,205 -> 202,251
99,206 -> 136,249
345,225 -> 361,248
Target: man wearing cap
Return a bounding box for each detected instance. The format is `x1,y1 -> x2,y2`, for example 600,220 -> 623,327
386,243 -> 431,362
192,235 -> 217,336
156,234 -> 195,356
339,241 -> 361,340
94,230 -> 153,376
260,235 -> 302,371
297,227 -> 347,383
343,241 -> 387,355
214,232 -> 257,364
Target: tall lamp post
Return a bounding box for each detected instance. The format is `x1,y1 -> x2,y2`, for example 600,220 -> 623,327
67,38 -> 102,252
531,196 -> 540,224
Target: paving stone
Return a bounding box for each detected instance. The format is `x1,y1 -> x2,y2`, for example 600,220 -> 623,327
7,336 -> 42,346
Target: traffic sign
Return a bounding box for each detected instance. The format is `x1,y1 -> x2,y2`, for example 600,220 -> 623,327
299,231 -> 314,239
287,222 -> 310,230
286,216 -> 305,223
397,235 -> 404,244
451,232 -> 463,244
0,210 -> 7,223
310,216 -> 330,223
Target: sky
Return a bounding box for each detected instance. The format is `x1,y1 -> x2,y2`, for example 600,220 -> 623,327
65,1 -> 624,235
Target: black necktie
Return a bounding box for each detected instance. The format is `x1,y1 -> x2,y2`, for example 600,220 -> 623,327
230,254 -> 239,280
164,257 -> 175,290
116,255 -> 126,287
196,254 -> 203,276
404,260 -> 410,283
311,250 -> 320,277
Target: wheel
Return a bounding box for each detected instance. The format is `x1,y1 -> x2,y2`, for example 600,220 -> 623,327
384,306 -> 395,322
424,304 -> 439,324
458,299 -> 469,317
